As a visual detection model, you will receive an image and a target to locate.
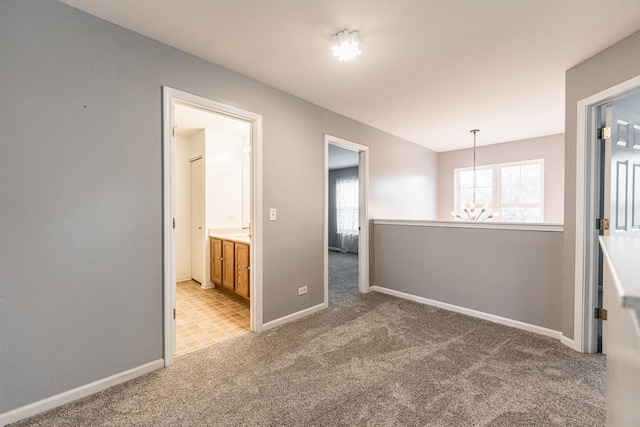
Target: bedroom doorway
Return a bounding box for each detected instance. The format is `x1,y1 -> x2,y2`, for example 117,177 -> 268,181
576,77 -> 640,354
324,135 -> 369,307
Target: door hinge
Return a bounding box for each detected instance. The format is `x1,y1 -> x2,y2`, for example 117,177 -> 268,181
173,308 -> 176,320
597,126 -> 611,140
596,218 -> 609,230
594,308 -> 608,320
173,218 -> 175,229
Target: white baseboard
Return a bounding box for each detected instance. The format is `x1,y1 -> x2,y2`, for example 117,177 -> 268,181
176,275 -> 191,282
0,359 -> 164,426
560,334 -> 578,350
370,285 -> 562,341
261,302 -> 328,331
200,281 -> 215,290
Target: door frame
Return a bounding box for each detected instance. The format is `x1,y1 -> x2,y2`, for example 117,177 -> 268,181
162,87 -> 263,367
573,74 -> 640,353
324,134 -> 370,304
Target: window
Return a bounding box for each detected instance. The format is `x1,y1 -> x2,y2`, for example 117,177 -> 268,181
336,177 -> 359,234
454,159 -> 544,222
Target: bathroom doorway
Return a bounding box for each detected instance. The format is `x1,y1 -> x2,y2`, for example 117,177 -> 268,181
172,102 -> 252,356
163,87 -> 263,366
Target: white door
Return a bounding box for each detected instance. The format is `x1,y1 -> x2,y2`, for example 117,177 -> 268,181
191,158 -> 205,283
604,105 -> 640,237
602,104 -> 640,353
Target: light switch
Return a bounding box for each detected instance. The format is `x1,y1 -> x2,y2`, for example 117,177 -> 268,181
269,208 -> 277,221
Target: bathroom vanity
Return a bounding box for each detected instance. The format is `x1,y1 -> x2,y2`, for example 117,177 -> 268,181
210,231 -> 250,300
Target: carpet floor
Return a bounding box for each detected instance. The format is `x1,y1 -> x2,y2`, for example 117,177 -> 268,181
13,252 -> 605,426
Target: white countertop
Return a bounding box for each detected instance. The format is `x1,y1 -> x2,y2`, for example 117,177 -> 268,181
599,236 -> 640,313
209,230 -> 250,245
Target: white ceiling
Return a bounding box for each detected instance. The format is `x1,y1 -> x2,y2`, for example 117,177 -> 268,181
173,102 -> 251,138
60,0 -> 640,152
329,145 -> 359,170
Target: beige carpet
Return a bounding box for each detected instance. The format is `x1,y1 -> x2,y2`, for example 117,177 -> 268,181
12,252 -> 605,426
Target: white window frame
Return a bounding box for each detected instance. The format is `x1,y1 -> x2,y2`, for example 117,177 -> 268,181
454,159 -> 545,223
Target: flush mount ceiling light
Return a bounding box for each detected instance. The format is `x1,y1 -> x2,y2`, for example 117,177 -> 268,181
332,29 -> 361,62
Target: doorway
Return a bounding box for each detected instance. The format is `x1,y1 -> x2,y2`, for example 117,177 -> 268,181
575,77 -> 640,354
324,135 -> 369,307
163,87 -> 263,366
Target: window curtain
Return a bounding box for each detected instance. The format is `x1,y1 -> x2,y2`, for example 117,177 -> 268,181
336,177 -> 359,253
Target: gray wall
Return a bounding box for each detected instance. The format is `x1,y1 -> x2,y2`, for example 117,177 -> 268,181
373,224 -> 563,331
328,167 -> 359,249
563,30 -> 640,339
0,1 -> 437,413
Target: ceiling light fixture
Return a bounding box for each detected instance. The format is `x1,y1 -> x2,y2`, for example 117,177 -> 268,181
451,129 -> 499,222
332,29 -> 361,62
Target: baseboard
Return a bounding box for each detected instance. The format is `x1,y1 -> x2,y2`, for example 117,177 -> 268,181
200,281 -> 215,290
176,275 -> 191,282
261,302 -> 328,331
560,334 -> 577,350
328,246 -> 341,252
0,359 -> 164,426
370,285 -> 562,340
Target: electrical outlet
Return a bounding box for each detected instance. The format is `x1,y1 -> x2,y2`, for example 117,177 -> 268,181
298,286 -> 307,296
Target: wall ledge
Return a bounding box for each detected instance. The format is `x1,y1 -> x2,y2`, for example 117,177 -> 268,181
373,219 -> 563,232
600,236 -> 640,332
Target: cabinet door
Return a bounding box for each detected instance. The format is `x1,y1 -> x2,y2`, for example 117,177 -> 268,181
235,243 -> 250,299
210,238 -> 223,285
222,240 -> 235,291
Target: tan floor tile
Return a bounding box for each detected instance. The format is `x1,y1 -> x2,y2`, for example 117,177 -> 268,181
174,280 -> 250,357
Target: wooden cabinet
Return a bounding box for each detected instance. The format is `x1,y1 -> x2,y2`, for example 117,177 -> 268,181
222,240 -> 235,291
235,243 -> 250,298
210,238 -> 223,285
210,237 -> 250,300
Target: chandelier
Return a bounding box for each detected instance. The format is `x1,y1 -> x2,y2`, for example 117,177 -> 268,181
451,129 -> 498,221
332,30 -> 361,62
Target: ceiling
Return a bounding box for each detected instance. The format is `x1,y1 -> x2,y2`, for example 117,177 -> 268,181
173,102 -> 250,138
60,0 -> 640,152
329,145 -> 359,170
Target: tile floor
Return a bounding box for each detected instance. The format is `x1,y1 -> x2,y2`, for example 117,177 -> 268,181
175,280 -> 250,357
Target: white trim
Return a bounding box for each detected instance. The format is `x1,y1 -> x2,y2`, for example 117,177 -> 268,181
176,275 -> 191,283
371,286 -> 562,340
200,282 -> 215,290
324,134 -> 371,307
560,335 -> 575,348
162,87 -> 264,362
162,87 -> 175,366
261,302 -> 328,331
373,219 -> 563,232
0,359 -> 164,426
574,74 -> 640,353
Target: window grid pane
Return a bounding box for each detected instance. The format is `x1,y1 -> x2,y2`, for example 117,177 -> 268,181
455,160 -> 543,223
